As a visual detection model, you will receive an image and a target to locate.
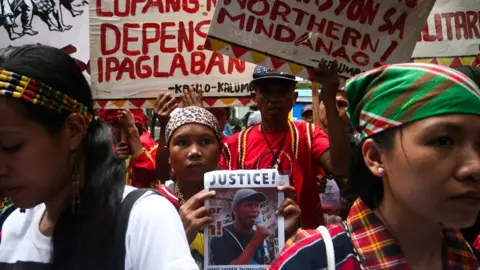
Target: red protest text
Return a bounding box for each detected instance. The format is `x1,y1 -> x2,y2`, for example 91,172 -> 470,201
96,0 -> 217,16
216,0 -> 406,70
419,11 -> 480,42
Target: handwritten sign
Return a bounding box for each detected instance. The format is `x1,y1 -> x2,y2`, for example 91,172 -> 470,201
205,0 -> 435,79
413,0 -> 480,58
89,0 -> 257,102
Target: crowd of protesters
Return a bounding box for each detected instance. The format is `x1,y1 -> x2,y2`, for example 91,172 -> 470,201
0,44 -> 479,270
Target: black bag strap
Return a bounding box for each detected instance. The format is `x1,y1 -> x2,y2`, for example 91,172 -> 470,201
114,188 -> 176,270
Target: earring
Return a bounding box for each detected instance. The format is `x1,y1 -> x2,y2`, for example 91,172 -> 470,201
71,153 -> 80,215
378,167 -> 385,175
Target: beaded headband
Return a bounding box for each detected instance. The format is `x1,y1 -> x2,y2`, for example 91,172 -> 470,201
0,69 -> 93,123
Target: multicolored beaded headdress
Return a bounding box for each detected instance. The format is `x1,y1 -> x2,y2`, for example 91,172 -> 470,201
0,69 -> 93,123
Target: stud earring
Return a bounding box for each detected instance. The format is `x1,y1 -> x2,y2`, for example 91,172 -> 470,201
378,167 -> 385,175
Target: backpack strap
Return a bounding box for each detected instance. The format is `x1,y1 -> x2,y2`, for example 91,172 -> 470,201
317,225 -> 336,270
114,188 -> 175,270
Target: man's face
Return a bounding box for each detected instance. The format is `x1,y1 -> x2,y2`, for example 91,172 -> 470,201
319,92 -> 349,130
234,200 -> 261,228
302,111 -> 313,124
254,81 -> 297,122
208,108 -> 229,131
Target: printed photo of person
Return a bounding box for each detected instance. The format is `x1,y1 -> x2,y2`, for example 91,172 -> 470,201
209,189 -> 271,265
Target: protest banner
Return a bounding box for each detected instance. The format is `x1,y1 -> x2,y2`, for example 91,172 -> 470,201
0,0 -> 89,74
205,0 -> 436,79
90,0 -> 257,108
412,0 -> 480,68
204,169 -> 288,270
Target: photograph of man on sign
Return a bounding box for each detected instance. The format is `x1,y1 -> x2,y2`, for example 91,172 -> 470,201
209,189 -> 271,265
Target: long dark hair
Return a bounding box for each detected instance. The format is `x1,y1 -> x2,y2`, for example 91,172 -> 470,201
340,128 -> 397,219
0,45 -> 125,269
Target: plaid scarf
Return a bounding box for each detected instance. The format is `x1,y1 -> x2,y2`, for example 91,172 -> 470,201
346,199 -> 479,269
345,63 -> 480,139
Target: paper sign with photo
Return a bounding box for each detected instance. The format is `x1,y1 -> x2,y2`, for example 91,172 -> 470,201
204,169 -> 289,270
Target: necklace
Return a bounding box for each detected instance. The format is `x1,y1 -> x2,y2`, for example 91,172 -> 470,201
260,124 -> 288,169
174,184 -> 187,205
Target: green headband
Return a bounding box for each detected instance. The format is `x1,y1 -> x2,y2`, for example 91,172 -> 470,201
345,63 -> 480,139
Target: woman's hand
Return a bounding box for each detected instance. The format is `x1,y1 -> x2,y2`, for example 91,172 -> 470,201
117,110 -> 136,131
114,141 -> 131,160
117,110 -> 142,155
276,186 -> 301,240
154,92 -> 177,127
181,86 -> 203,107
179,190 -> 216,244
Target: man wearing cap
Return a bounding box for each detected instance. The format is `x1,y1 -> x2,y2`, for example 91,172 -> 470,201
210,189 -> 270,265
100,109 -> 158,189
220,62 -> 351,229
301,105 -> 313,124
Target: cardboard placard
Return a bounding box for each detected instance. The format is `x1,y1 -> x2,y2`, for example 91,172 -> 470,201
413,0 -> 480,58
205,0 -> 436,79
89,0 -> 257,104
0,0 -> 89,75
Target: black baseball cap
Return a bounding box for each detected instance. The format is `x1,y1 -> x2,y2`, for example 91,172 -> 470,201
251,65 -> 297,86
232,189 -> 267,207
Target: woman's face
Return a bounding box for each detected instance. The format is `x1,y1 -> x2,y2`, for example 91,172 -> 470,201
169,124 -> 221,184
0,98 -> 74,208
378,114 -> 480,228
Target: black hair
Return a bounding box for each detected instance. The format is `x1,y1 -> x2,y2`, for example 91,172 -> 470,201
0,44 -> 125,269
340,128 -> 397,219
454,66 -> 480,87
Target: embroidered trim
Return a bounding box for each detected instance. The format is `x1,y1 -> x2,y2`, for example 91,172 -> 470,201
238,126 -> 254,169
222,142 -> 232,170
238,121 -> 300,169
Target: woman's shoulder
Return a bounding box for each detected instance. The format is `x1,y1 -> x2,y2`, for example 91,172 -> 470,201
270,224 -> 359,270
122,186 -> 198,269
123,185 -> 176,214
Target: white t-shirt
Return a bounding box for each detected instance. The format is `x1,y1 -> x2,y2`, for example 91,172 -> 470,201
0,186 -> 198,270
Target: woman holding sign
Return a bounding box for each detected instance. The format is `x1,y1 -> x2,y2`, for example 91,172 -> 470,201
0,45 -> 197,270
271,63 -> 480,270
158,106 -> 301,269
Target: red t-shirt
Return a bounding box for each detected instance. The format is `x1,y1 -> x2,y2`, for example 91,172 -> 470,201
220,121 -> 329,228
